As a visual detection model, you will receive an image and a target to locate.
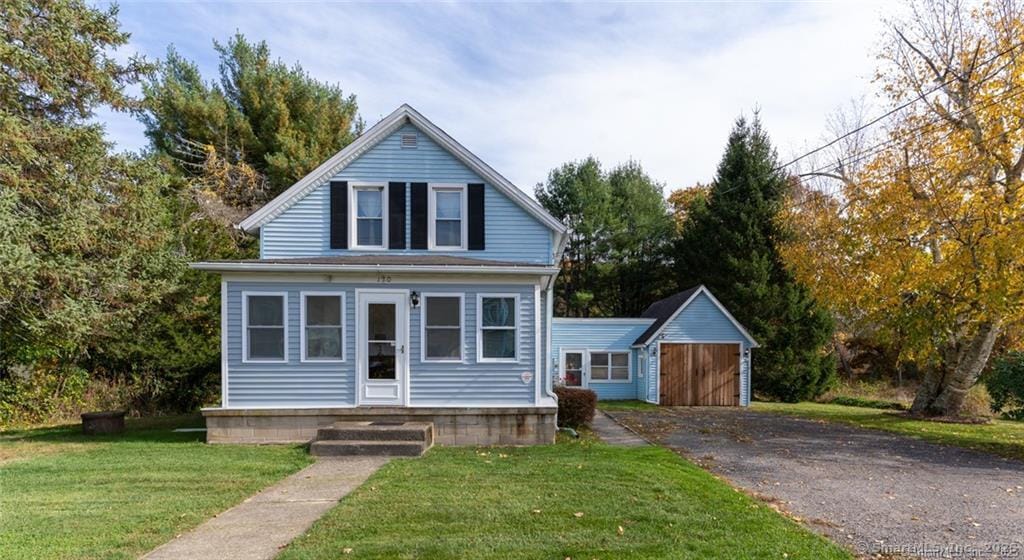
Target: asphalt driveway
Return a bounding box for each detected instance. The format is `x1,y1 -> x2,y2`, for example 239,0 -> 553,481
609,407 -> 1024,559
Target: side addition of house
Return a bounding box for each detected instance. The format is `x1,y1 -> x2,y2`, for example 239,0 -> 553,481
551,286 -> 759,406
193,104 -> 567,445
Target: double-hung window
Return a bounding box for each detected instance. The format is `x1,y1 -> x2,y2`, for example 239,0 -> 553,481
423,295 -> 463,361
302,293 -> 344,361
478,295 -> 518,361
353,185 -> 386,249
589,351 -> 631,382
429,184 -> 466,249
244,293 -> 286,362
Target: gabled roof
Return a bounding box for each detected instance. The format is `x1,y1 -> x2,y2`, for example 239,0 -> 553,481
632,285 -> 759,347
237,104 -> 567,235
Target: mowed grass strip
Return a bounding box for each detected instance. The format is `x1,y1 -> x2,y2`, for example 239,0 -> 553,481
753,402 -> 1024,461
280,434 -> 851,560
0,416 -> 312,560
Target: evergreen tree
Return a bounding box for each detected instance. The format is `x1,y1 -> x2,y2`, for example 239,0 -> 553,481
674,116 -> 835,401
535,157 -> 614,317
141,34 -> 363,201
606,161 -> 676,316
0,1 -> 180,377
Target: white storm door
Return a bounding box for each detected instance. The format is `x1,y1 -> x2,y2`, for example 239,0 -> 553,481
357,291 -> 408,405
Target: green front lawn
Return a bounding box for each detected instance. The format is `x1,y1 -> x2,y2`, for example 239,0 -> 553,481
280,433 -> 850,560
753,402 -> 1024,461
0,416 -> 312,560
597,400 -> 660,412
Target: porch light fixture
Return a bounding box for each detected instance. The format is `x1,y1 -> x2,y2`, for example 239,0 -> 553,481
410,291 -> 420,308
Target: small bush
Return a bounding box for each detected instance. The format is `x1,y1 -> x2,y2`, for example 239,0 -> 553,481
554,387 -> 597,428
984,352 -> 1024,420
828,396 -> 906,410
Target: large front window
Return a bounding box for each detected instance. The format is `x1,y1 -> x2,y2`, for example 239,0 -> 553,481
354,186 -> 385,248
478,295 -> 517,361
302,293 -> 344,361
423,295 -> 462,361
430,184 -> 465,249
245,293 -> 286,361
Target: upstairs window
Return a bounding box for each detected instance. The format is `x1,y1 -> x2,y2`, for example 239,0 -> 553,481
353,185 -> 386,249
478,295 -> 518,361
429,184 -> 466,250
423,295 -> 463,361
244,293 -> 286,362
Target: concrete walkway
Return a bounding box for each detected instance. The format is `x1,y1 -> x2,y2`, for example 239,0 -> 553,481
590,410 -> 649,446
144,457 -> 389,560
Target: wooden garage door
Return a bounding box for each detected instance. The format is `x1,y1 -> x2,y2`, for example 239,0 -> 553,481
660,343 -> 739,406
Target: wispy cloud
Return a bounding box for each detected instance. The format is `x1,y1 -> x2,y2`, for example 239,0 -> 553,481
101,1 -> 890,192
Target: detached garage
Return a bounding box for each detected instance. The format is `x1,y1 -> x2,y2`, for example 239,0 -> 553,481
551,285 -> 758,406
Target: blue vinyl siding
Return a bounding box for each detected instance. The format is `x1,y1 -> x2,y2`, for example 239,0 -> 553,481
550,319 -> 654,401
225,280 -> 538,408
643,291 -> 752,406
260,124 -> 553,263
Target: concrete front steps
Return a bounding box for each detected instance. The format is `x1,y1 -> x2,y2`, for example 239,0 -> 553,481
309,421 -> 433,457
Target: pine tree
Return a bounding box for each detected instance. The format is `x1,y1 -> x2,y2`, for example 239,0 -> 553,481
674,116 -> 835,401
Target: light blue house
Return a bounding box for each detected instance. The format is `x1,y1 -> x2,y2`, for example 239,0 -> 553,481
552,286 -> 758,406
193,105 -> 756,446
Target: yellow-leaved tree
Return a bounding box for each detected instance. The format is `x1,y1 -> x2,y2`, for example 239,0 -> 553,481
784,0 -> 1024,417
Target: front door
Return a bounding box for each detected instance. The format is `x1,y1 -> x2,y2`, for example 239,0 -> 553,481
357,291 -> 408,405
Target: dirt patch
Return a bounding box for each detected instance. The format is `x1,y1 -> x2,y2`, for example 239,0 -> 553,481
610,407 -> 1024,559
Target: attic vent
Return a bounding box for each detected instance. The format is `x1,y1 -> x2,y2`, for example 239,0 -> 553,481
400,133 -> 418,149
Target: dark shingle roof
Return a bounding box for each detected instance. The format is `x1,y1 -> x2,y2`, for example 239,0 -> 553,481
632,286 -> 702,346
233,255 -> 537,267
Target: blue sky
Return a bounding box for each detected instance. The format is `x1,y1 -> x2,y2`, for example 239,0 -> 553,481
99,1 -> 890,192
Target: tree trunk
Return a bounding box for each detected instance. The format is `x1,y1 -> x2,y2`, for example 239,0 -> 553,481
910,321 -> 1000,417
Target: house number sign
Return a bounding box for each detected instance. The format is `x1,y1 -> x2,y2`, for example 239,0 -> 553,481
376,274 -> 392,283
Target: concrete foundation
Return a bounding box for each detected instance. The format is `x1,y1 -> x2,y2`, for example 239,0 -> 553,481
202,406 -> 557,446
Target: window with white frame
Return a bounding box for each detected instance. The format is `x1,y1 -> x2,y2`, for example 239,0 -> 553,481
245,293 -> 286,361
353,185 -> 385,248
563,351 -> 584,387
589,351 -> 630,382
302,293 -> 344,361
429,185 -> 466,249
479,295 -> 517,361
423,295 -> 462,361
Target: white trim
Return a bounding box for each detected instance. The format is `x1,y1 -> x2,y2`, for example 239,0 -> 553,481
476,293 -> 521,363
587,350 -> 633,384
299,291 -> 346,363
193,262 -> 559,276
355,289 -> 409,406
534,284 -> 541,404
635,286 -> 759,347
237,104 -> 566,235
543,284 -> 557,403
241,291 -> 288,364
552,317 -> 656,325
427,183 -> 468,251
349,182 -> 388,251
220,281 -> 228,407
420,292 -> 465,363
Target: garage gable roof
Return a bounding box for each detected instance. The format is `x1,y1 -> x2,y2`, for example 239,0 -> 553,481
632,285 -> 759,347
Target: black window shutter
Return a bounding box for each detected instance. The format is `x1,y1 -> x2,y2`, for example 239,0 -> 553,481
388,182 -> 406,249
410,182 -> 428,249
329,181 -> 348,249
468,183 -> 485,250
